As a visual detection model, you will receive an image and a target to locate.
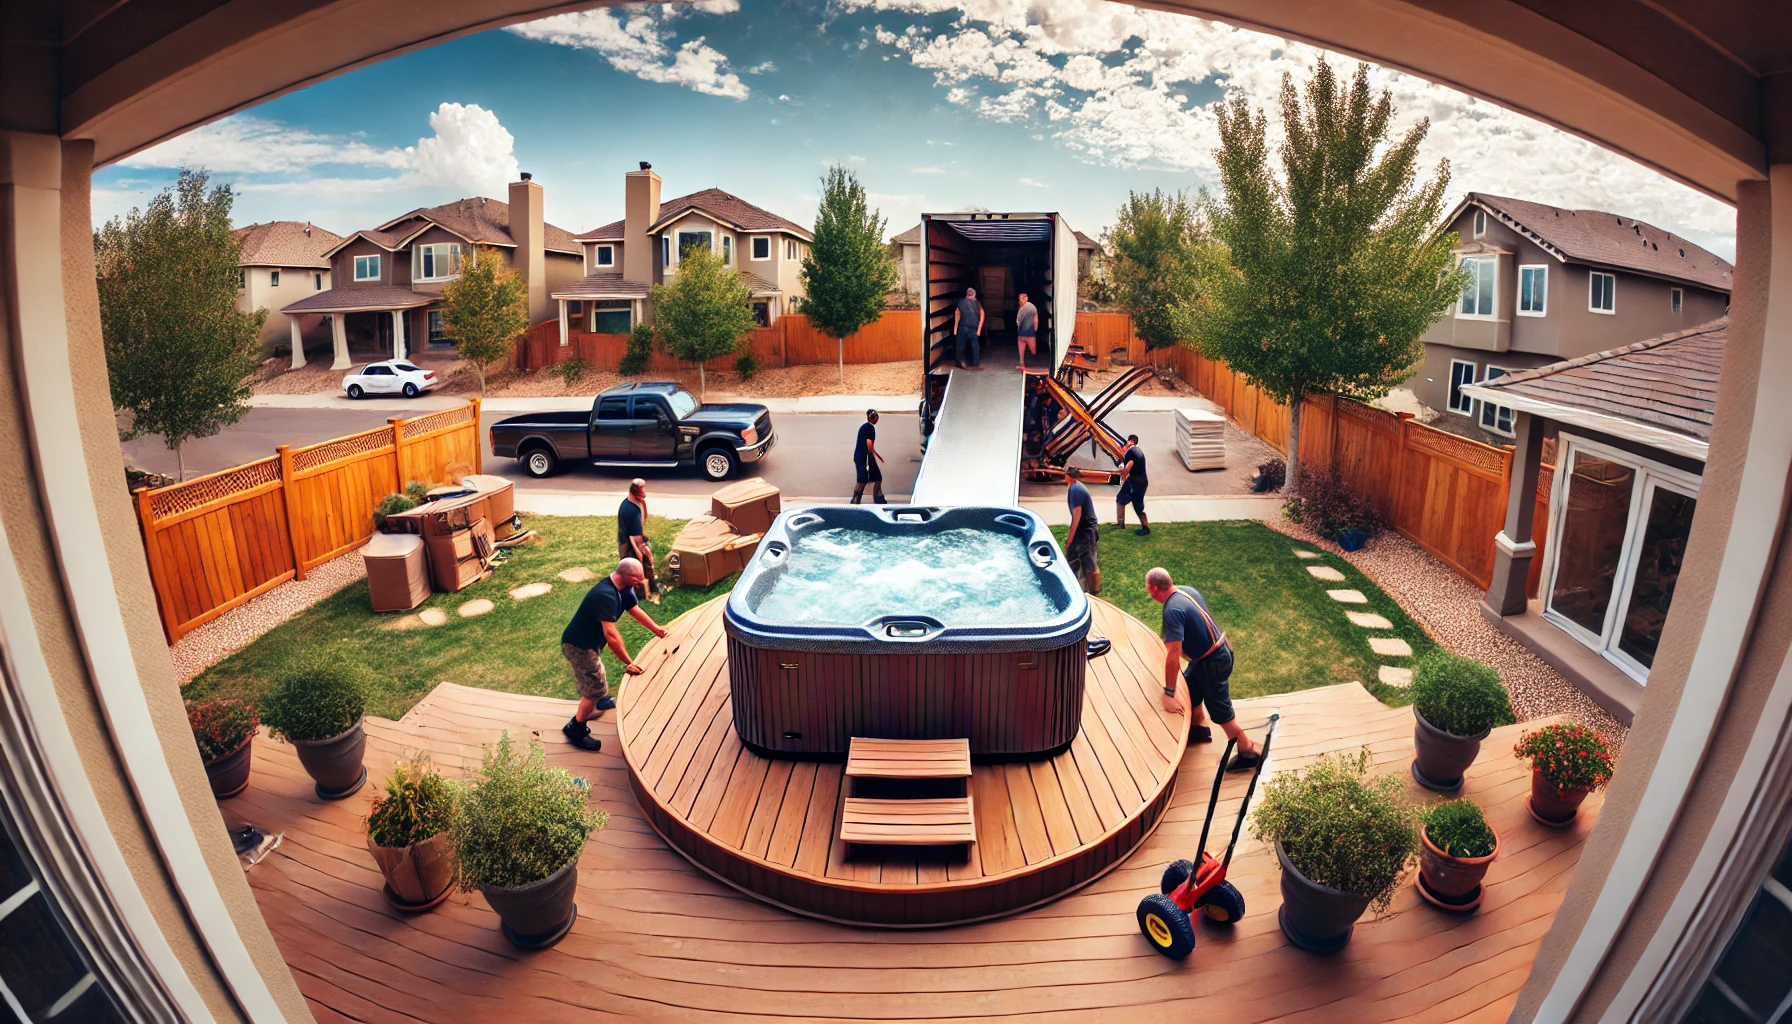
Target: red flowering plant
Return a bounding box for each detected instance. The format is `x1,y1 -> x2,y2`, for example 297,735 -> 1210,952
1513,723 -> 1614,792
187,699 -> 258,763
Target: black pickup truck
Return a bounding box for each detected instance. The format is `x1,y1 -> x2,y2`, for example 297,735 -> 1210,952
489,382 -> 775,482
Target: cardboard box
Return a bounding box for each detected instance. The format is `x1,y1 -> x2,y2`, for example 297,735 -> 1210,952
422,516 -> 494,593
362,533 -> 429,612
669,515 -> 762,587
710,477 -> 781,536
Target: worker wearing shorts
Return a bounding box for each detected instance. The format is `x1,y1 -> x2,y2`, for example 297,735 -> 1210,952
559,558 -> 667,752
1114,435 -> 1150,535
1015,293 -> 1038,371
1149,566 -> 1261,770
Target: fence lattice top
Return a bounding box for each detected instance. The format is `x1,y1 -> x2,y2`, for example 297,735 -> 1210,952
148,457 -> 281,520
402,404 -> 473,439
291,427 -> 394,474
1406,421 -> 1508,477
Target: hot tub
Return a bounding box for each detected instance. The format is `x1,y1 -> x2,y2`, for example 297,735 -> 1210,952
723,505 -> 1089,760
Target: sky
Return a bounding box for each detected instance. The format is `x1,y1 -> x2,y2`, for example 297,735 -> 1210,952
92,0 -> 1739,261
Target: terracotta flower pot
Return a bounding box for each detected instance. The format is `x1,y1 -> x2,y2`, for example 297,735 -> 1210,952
202,736 -> 254,800
481,860 -> 580,948
367,832 -> 457,911
1275,842 -> 1372,953
1411,710 -> 1488,793
1527,768 -> 1590,826
291,720 -> 367,800
1416,828 -> 1499,912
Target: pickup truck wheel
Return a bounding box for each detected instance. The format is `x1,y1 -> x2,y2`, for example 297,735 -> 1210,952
699,446 -> 738,482
522,447 -> 559,478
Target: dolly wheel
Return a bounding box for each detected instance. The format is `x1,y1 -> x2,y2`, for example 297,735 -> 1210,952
1137,894 -> 1195,960
1200,881 -> 1246,924
1160,859 -> 1195,895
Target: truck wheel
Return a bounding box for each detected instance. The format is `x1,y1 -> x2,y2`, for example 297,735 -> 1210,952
522,447 -> 559,478
700,446 -> 738,482
1137,894 -> 1195,960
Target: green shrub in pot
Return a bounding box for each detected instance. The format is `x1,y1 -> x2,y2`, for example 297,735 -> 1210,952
366,755 -> 459,910
1417,798 -> 1500,910
1421,799 -> 1496,858
187,698 -> 258,798
1409,652 -> 1514,792
260,663 -> 370,799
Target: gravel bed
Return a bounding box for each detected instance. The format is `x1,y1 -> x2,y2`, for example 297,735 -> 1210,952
169,552 -> 367,684
1261,515 -> 1628,748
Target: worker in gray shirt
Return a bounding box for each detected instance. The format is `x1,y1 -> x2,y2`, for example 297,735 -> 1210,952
1015,292 -> 1038,371
951,286 -> 984,370
1148,566 -> 1262,769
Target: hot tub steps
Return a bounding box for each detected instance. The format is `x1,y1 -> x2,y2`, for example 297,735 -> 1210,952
846,737 -> 973,781
840,797 -> 977,847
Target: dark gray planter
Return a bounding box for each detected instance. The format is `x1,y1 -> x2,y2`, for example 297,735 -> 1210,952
291,720 -> 366,800
1275,842 -> 1372,953
481,860 -> 580,948
202,736 -> 254,799
1410,709 -> 1488,793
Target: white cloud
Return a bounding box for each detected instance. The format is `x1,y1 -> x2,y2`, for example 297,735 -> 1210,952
843,0 -> 1736,257
911,165 -> 948,174
745,60 -> 777,74
1018,176 -> 1048,188
507,8 -> 749,99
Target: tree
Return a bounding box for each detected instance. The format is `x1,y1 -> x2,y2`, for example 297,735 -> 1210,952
800,166 -> 898,383
96,169 -> 264,480
1103,189 -> 1213,351
1199,58 -> 1466,492
442,245 -> 529,396
651,243 -> 757,398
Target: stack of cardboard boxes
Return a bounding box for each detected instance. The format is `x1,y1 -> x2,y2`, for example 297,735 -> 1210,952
362,477 -> 519,611
668,478 -> 780,587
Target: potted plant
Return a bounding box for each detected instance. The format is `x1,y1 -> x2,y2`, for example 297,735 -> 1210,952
188,698 -> 258,799
450,733 -> 607,948
260,663 -> 369,800
365,755 -> 458,911
1251,748 -> 1417,952
1416,798 -> 1499,912
1514,723 -> 1615,826
1409,652 -> 1515,792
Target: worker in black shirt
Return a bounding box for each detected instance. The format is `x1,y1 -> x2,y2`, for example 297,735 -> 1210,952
617,478 -> 658,602
1064,466 -> 1100,594
560,557 -> 668,752
1113,433 -> 1150,535
850,409 -> 886,504
1148,566 -> 1261,769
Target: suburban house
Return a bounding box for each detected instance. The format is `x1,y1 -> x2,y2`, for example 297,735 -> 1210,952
1410,193 -> 1731,444
890,222 -> 1102,307
551,162 -> 812,344
280,174 -> 582,368
232,220 -> 344,363
1468,318 -> 1722,725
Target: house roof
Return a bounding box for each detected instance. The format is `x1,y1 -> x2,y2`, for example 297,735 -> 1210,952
324,197 -> 581,258
890,223 -> 1101,251
648,188 -> 812,239
573,219 -> 625,242
1454,192 -> 1732,292
551,273 -> 650,300
737,270 -> 781,295
233,221 -> 344,268
1462,317 -> 1726,461
281,285 -> 435,315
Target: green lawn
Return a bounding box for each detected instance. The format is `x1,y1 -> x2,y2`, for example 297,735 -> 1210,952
185,515 -> 1435,718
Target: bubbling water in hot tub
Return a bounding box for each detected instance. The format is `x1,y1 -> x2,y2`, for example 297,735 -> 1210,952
751,527 -> 1058,626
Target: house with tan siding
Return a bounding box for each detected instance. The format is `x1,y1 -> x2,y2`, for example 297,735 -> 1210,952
232,220 -> 344,362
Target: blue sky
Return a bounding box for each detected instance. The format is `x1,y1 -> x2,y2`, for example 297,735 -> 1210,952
95,0 -> 1737,260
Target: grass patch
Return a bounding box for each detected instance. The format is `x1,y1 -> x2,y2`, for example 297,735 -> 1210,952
1054,520 -> 1435,706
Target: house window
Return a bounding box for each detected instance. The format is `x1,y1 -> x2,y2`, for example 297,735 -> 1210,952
1590,271 -> 1616,313
1543,434 -> 1700,681
0,812 -> 129,1023
354,254 -> 381,281
786,239 -> 798,260
415,243 -> 462,282
237,268 -> 245,288
592,301 -> 632,335
1683,832 -> 1792,1024
1518,265 -> 1548,316
723,236 -> 733,266
270,270 -> 280,287
752,301 -> 770,327
427,309 -> 448,346
662,236 -> 670,267
1447,359 -> 1478,415
676,231 -> 712,263
1478,367 -> 1515,436
595,245 -> 614,267
1457,256 -> 1495,318
1672,287 -> 1683,314
751,236 -> 770,260
314,273 -> 322,290
1472,209 -> 1487,238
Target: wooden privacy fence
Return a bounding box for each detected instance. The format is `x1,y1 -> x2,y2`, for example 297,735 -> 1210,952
135,400 -> 483,643
513,311 -> 922,373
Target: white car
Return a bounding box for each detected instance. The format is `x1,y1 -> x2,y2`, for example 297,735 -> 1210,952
342,360 -> 441,399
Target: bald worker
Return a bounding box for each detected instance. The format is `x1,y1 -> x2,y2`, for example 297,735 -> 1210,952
560,557 -> 668,752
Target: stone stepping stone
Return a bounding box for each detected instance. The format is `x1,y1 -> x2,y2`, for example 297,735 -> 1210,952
1326,589 -> 1368,604
1368,636 -> 1413,657
1345,611 -> 1393,629
1306,565 -> 1346,582
1378,665 -> 1414,688
458,598 -> 495,618
509,582 -> 552,601
385,614 -> 425,631
418,608 -> 447,627
1293,550 -> 1320,559
558,567 -> 597,583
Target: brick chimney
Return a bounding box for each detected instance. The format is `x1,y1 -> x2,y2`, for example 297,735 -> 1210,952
623,161 -> 661,286
508,173 -> 548,323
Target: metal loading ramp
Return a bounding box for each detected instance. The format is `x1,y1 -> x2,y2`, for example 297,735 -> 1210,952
910,367 -> 1024,507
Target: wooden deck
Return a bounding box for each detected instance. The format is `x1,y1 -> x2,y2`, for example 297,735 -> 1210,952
618,596 -> 1189,925
230,662 -> 1600,1021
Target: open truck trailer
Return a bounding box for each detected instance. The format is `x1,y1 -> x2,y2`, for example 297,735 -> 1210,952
910,212 -> 1156,508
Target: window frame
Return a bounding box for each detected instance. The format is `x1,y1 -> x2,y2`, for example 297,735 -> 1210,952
1672,286 -> 1684,314
1477,365 -> 1516,437
675,230 -> 713,267
722,236 -> 733,267
786,239 -> 798,260
1589,271 -> 1617,314
353,254 -> 381,282
314,273 -> 322,290
1447,359 -> 1478,415
661,236 -> 670,267
1472,209 -> 1487,238
591,301 -> 632,335
269,270 -> 279,288
1456,256 -> 1497,320
750,236 -> 771,261
414,242 -> 462,283
427,309 -> 448,346
1517,264 -> 1549,317
595,245 -> 614,268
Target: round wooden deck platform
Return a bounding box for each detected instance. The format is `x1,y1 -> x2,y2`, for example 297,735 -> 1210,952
617,595 -> 1189,927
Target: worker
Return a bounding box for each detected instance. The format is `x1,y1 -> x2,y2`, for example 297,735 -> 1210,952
1064,466 -> 1100,594
560,557 -> 669,752
851,409 -> 886,504
1113,433 -> 1150,535
1147,566 -> 1262,770
617,478 -> 659,603
1015,291 -> 1038,372
952,286 -> 985,370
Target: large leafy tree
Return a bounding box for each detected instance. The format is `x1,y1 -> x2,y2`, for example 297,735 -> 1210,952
1201,58 -> 1466,491
442,244 -> 529,396
1104,189 -> 1214,351
96,169 -> 264,480
800,166 -> 897,382
651,243 -> 757,397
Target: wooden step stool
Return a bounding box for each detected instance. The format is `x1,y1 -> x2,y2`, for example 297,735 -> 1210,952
841,738 -> 975,850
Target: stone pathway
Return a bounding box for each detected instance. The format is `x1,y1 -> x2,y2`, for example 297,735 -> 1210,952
558,566 -> 597,583
1313,559 -> 1413,688
458,599 -> 494,618
509,582 -> 552,600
